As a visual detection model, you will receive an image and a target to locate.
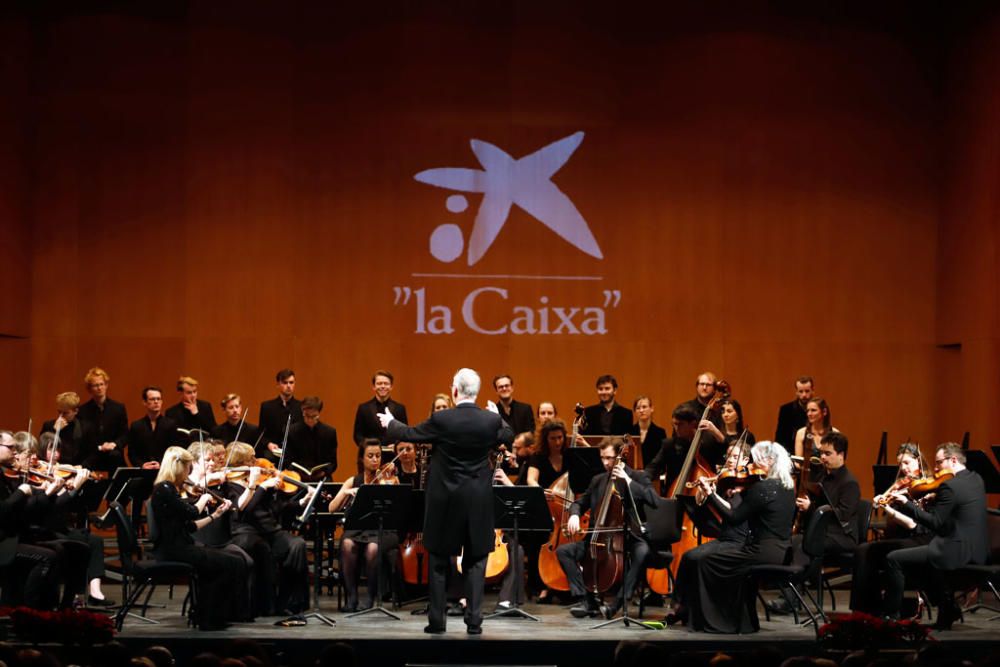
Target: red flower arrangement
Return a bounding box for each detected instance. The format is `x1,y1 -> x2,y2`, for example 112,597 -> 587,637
0,606 -> 115,645
818,611 -> 933,650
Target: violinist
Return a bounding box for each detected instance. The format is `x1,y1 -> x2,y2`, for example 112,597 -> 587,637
225,442 -> 311,617
210,394 -> 262,449
580,375 -> 633,437
0,432 -> 67,610
328,439 -> 401,612
149,446 -> 246,630
688,441 -> 796,633
850,443 -> 931,615
883,443 -> 988,629
666,442 -> 752,626
628,396 -> 667,468
559,438 -> 657,620
394,441 -> 420,488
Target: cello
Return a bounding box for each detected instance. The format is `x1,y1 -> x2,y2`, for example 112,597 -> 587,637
457,451 -> 510,581
645,380 -> 731,595
580,439 -> 638,595
399,445 -> 431,586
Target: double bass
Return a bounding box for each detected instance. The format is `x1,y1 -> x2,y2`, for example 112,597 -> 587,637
646,380 -> 731,595
580,440 -> 637,595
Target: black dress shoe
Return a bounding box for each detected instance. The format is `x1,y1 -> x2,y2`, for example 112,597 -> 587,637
765,598 -> 799,615
424,624 -> 446,634
447,602 -> 466,617
342,604 -> 358,613
570,597 -> 601,618
466,625 -> 482,635
665,604 -> 688,626
87,595 -> 115,607
602,601 -> 621,620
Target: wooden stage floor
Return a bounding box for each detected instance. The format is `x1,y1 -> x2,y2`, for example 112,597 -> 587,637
104,586 -> 1000,667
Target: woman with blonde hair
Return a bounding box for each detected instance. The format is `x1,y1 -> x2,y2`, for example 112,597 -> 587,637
150,446 -> 247,630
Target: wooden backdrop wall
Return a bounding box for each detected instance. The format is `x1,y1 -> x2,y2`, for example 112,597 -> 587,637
1,4 -> 997,496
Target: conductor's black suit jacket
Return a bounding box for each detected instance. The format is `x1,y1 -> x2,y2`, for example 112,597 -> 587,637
386,402 -> 513,558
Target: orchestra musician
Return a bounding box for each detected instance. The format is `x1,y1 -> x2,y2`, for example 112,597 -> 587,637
715,399 -> 756,450
526,419 -> 568,488
377,368 -> 514,635
774,376 -> 814,455
224,442 -> 312,618
678,372 -> 725,439
793,397 -> 838,459
149,446 -> 246,630
394,441 -> 420,488
628,395 -> 667,469
259,369 -> 302,458
210,394 -> 261,448
666,442 -> 752,626
327,439 -> 401,612
353,370 -> 408,448
537,401 -> 557,424
883,442 -> 989,629
580,375 -> 633,437
559,438 -> 657,620
643,405 -> 701,491
77,367 -> 128,472
492,375 -> 535,437
165,376 -> 217,439
431,393 -> 453,414
493,431 -> 541,607
286,396 -> 337,482
849,442 -> 931,615
40,392 -> 98,468
688,441 -> 797,633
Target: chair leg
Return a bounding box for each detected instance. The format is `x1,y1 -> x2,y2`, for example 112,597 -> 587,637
787,583 -> 819,631
141,584 -> 158,617
824,575 -> 837,611
778,585 -> 799,625
757,589 -> 771,621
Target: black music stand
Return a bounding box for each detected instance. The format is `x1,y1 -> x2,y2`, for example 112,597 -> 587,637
287,480 -> 338,627
343,484 -> 411,620
964,450 -> 1000,494
98,468 -> 157,527
301,483 -> 341,615
485,486 -> 552,622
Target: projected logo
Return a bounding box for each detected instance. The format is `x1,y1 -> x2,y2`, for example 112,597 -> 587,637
414,132 -> 603,265
392,132 -> 621,336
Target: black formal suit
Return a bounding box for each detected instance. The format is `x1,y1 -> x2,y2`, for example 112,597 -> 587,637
556,465 -> 657,602
127,414 -> 179,467
581,402 -> 633,436
258,396 -> 302,446
806,464 -> 861,554
78,398 -> 128,447
774,400 -> 808,455
630,422 -> 668,470
497,398 -> 534,437
41,418 -> 98,468
885,468 -> 988,619
354,397 -> 408,446
165,400 -> 216,435
210,420 -> 262,448
286,420 -> 338,481
385,402 -> 513,632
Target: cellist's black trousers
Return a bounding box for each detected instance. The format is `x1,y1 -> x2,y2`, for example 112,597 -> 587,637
556,538 -> 649,600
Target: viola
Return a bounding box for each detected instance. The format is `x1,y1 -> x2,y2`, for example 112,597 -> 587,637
908,471 -> 954,499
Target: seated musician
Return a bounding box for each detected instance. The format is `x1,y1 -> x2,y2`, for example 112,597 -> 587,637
643,405 -> 699,492
666,442 -> 752,625
150,446 -> 246,630
225,442 -> 311,617
493,431 -> 539,608
849,442 -> 931,615
883,442 -> 988,629
0,431 -> 82,610
328,439 -> 401,612
770,430 -> 860,614
557,437 -> 657,619
394,441 -> 420,488
688,441 -> 797,633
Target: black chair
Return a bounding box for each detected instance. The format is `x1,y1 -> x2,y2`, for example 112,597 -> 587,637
636,495 -> 677,618
107,500 -> 199,631
751,505 -> 835,629
820,498 -> 873,611
948,508 -> 1000,621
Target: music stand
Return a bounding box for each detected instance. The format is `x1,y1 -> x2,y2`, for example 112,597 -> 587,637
98,468 -> 157,527
485,486 -> 552,622
565,447 -> 603,495
964,450 -> 1000,494
288,480 -> 339,627
343,484 -> 411,620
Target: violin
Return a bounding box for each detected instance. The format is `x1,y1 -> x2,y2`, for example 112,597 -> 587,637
183,479 -> 229,505
874,475 -> 917,507
227,460 -> 330,500
907,471 -> 954,499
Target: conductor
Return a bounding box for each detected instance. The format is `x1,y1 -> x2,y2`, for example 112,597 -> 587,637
377,368 -> 514,635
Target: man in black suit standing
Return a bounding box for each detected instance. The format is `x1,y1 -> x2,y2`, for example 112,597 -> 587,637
126,386 -> 178,469
581,374 -> 633,437
378,368 -> 513,635
259,369 -> 302,458
41,391 -> 98,467
773,376 -> 813,455
884,442 -> 988,628
492,374 -> 534,437
353,369 -> 408,447
286,396 -> 338,482
211,393 -> 262,447
77,367 -> 128,472
165,376 -> 216,439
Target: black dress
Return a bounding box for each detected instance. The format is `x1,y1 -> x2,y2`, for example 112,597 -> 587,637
526,454 -> 565,489
687,478 -> 795,633
150,482 -> 248,629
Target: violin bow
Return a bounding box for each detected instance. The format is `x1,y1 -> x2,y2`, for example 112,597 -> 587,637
233,407 -> 248,445
276,414 -> 291,472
